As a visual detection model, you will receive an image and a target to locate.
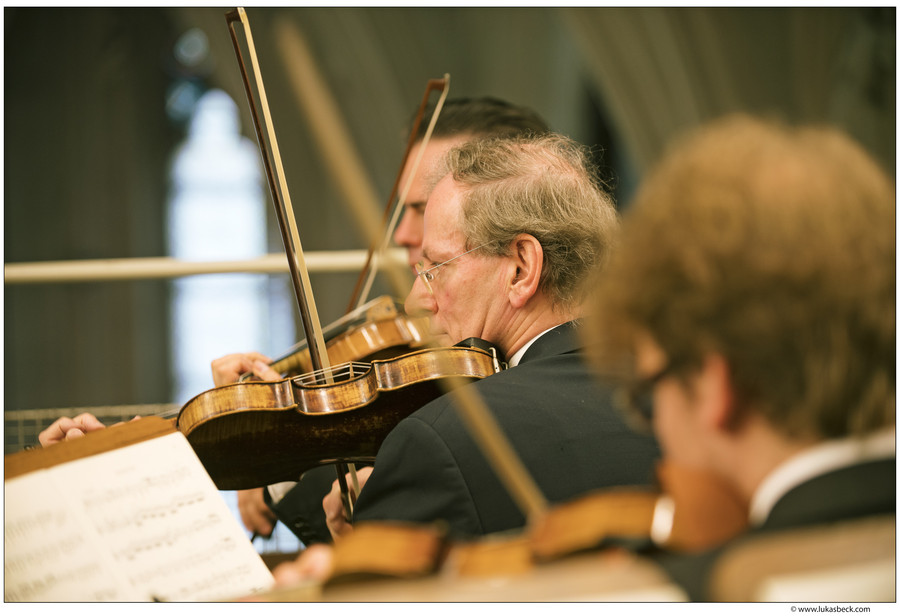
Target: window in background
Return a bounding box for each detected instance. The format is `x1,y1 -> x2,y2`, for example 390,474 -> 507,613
166,83 -> 300,555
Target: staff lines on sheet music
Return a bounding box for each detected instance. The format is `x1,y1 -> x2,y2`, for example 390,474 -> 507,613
78,467 -> 193,508
165,562 -> 259,602
4,559 -> 114,602
4,532 -> 88,575
143,560 -> 261,602
86,490 -> 209,534
110,513 -> 222,562
126,536 -> 262,601
4,508 -> 69,541
127,534 -> 238,587
5,432 -> 276,602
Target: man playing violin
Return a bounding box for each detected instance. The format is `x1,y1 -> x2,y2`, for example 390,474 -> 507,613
272,132 -> 660,584
208,96 -> 553,544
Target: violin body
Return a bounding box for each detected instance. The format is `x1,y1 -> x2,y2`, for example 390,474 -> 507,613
178,345 -> 501,490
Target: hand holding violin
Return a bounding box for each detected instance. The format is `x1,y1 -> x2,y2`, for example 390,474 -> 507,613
212,352 -> 282,386
210,352 -> 284,537
325,466 -> 374,539
37,352 -> 281,450
238,487 -> 278,538
38,412 -> 142,447
38,412 -> 108,446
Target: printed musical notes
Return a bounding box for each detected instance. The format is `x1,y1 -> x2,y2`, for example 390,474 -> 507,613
4,432 -> 274,601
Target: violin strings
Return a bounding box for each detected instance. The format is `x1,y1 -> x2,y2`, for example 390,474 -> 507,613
293,361 -> 371,386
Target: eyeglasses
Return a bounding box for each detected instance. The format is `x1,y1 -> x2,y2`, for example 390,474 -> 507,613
615,362 -> 678,432
414,243 -> 488,295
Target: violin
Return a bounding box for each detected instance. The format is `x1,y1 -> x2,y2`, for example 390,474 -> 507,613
178,341 -> 504,490
239,296 -> 430,382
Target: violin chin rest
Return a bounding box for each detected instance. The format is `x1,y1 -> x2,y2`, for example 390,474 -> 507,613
454,337 -> 507,370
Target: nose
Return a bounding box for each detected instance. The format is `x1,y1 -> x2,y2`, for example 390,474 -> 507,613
393,208 -> 423,267
405,275 -> 435,317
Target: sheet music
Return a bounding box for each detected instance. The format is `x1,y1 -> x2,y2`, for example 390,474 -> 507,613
4,432 -> 275,602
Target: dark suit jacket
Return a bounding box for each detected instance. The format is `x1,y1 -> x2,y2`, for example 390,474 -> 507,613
268,465 -> 340,545
351,321 -> 661,538
655,457 -> 897,601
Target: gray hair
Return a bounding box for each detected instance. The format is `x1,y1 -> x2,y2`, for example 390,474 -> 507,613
442,134 -> 619,310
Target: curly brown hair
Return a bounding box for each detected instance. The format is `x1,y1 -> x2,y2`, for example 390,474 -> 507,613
589,114 -> 895,440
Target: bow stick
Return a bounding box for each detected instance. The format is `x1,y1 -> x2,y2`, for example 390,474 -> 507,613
268,19 -> 448,498
350,78 -> 450,311
226,7 -> 357,518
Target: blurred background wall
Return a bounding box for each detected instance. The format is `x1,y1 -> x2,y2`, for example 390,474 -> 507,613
4,7 -> 895,440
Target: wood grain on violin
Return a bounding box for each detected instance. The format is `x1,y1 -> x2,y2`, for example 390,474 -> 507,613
178,345 -> 501,490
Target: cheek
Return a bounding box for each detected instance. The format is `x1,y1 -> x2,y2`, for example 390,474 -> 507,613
434,274 -> 485,336
653,385 -> 704,465
433,288 -> 466,332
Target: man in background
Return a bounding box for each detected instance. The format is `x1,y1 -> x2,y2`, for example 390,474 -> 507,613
585,114 -> 895,600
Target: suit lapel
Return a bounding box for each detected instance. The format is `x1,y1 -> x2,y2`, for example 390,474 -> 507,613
519,321 -> 582,364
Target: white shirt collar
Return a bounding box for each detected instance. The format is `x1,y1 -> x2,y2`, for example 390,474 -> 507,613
748,427 -> 895,526
507,325 -> 561,367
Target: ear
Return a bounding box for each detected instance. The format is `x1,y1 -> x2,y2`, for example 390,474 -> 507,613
694,353 -> 737,434
507,234 -> 543,309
